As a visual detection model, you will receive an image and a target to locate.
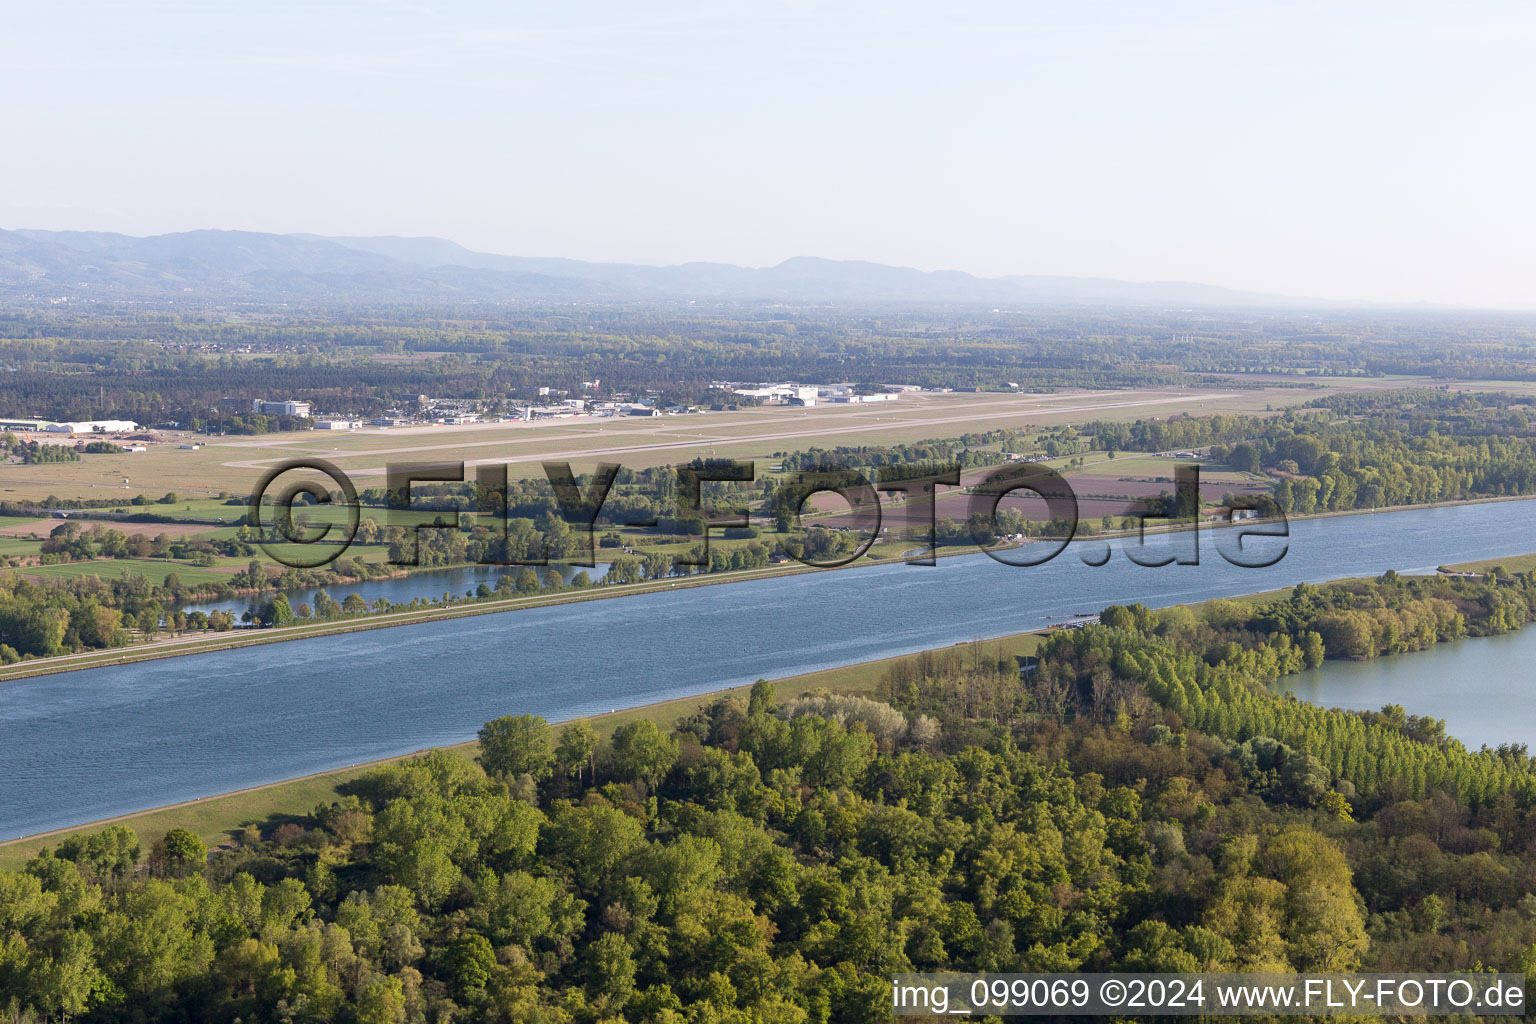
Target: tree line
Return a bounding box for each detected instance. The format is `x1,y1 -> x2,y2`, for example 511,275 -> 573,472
12,568 -> 1536,1018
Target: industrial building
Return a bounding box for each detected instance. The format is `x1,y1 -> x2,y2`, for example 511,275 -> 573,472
47,419 -> 141,433
825,392 -> 898,403
251,399 -> 313,418
0,418 -> 142,434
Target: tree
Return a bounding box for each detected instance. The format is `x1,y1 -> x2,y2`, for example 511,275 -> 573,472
747,679 -> 776,717
1301,630 -> 1325,669
478,714 -> 553,781
259,594 -> 293,626
355,973 -> 408,1024
643,551 -> 672,581
555,720 -> 598,787
441,933 -> 496,991
313,588 -> 340,618
584,932 -> 637,1009
58,824 -> 140,878
158,828 -> 206,875
610,720 -> 679,789
342,592 -> 369,614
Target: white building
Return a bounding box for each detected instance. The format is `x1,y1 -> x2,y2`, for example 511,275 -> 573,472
252,400 -> 312,418
44,419 -> 141,433
315,419 -> 364,431
826,393 -> 898,404
515,405 -> 586,421
732,383 -> 821,403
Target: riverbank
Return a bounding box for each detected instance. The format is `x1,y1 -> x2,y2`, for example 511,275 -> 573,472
6,532 -> 1534,867
5,492 -> 1531,684
8,497 -> 1536,849
0,631 -> 1044,869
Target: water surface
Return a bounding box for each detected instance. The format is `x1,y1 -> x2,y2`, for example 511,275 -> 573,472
4,501 -> 1535,839
183,563 -> 611,618
1274,627 -> 1536,752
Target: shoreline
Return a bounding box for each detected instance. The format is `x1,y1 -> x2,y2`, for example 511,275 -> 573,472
0,631 -> 1042,857
4,531 -> 1533,860
3,492 -> 1532,684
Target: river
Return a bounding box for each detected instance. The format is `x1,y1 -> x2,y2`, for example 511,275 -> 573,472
4,500 -> 1536,839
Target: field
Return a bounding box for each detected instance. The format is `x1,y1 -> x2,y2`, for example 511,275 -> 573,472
20,558 -> 234,587
0,518 -> 49,537
805,452 -> 1273,531
0,517 -> 222,541
0,535 -> 41,558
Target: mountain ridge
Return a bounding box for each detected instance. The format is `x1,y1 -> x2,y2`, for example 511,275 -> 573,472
0,226 -> 1360,308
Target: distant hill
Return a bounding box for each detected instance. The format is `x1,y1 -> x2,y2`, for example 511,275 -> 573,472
0,227 -> 1331,307
0,229 -> 602,302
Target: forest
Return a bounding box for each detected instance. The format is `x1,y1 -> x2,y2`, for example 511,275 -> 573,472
7,572 -> 1536,1021
1086,389 -> 1536,513
7,304 -> 1536,427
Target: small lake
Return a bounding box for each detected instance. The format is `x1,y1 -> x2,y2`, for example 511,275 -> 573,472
183,563 -> 612,618
1272,627 -> 1536,752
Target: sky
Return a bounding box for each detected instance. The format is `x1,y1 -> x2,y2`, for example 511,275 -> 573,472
3,1 -> 1535,307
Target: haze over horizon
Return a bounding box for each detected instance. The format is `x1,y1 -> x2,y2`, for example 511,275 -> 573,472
5,1 -> 1534,308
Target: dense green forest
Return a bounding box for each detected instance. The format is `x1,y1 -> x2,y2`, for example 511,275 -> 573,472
7,573 -> 1536,1021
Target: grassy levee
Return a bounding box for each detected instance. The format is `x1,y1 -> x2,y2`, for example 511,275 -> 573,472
0,632 -> 1042,870
1445,552 -> 1536,575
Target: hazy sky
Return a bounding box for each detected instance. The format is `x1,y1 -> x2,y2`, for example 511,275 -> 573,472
4,1 -> 1534,307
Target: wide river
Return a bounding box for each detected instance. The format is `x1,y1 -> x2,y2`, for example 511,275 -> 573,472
4,501 -> 1536,840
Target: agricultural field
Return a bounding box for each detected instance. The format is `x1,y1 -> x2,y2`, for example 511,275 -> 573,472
803,452 -> 1272,532
0,534 -> 42,559
21,558 -> 235,587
